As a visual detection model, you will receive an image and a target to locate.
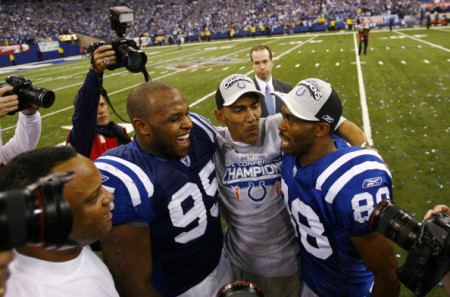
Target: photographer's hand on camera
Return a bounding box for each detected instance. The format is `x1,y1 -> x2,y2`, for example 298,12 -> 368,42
0,86 -> 18,118
91,45 -> 116,73
424,204 -> 450,296
424,204 -> 450,221
0,85 -> 41,166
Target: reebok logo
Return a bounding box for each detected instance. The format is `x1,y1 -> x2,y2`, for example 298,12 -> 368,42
362,177 -> 382,188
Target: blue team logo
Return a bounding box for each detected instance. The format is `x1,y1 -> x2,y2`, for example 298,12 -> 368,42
237,81 -> 247,89
296,86 -> 307,97
362,177 -> 382,188
247,181 -> 268,202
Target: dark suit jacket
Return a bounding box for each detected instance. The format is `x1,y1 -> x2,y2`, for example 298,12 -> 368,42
253,78 -> 293,117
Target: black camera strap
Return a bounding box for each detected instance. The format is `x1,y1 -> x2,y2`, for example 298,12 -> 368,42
142,68 -> 150,82
101,87 -> 129,123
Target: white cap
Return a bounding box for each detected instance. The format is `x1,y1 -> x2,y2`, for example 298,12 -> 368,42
215,74 -> 265,109
271,78 -> 342,130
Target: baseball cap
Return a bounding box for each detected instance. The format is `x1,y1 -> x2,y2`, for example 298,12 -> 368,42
271,78 -> 342,130
215,74 -> 265,109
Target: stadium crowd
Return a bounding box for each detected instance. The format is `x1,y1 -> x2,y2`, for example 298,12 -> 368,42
0,0 -> 424,45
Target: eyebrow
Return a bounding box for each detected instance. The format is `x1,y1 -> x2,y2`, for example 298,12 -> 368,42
85,185 -> 101,203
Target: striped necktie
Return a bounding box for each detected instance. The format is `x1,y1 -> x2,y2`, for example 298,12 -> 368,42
265,84 -> 275,115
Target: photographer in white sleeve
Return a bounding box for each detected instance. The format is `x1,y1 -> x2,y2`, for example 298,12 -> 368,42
0,85 -> 41,167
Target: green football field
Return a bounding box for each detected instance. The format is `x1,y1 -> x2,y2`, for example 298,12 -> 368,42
1,26 -> 449,297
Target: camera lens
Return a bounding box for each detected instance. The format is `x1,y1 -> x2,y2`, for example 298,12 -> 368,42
126,50 -> 147,72
20,87 -> 55,108
116,43 -> 147,73
369,200 -> 421,250
0,173 -> 73,251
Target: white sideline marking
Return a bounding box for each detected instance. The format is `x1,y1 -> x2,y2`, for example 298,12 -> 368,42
395,31 -> 450,52
353,32 -> 373,145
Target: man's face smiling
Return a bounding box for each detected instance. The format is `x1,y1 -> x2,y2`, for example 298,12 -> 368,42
146,89 -> 193,159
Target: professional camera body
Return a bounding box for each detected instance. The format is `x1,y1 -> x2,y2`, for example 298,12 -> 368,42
91,6 -> 147,74
0,75 -> 55,114
0,172 -> 74,251
370,200 -> 450,297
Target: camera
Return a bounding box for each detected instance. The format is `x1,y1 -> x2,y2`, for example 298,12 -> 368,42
0,75 -> 55,114
370,200 -> 450,297
0,172 -> 74,251
91,6 -> 147,74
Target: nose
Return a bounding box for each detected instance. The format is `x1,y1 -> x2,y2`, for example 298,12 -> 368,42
181,114 -> 193,129
102,189 -> 114,206
246,108 -> 258,122
278,118 -> 287,132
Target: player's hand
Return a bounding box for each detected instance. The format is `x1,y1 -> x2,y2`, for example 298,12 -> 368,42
0,86 -> 19,118
91,44 -> 117,73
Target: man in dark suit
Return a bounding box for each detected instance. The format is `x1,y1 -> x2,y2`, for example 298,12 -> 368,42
250,44 -> 292,117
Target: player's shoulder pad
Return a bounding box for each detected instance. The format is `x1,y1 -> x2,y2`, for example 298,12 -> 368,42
94,155 -> 154,207
189,112 -> 216,143
316,148 -> 391,204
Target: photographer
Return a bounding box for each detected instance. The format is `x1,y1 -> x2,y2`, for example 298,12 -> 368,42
0,146 -> 119,297
67,44 -> 130,161
0,85 -> 41,167
424,204 -> 450,296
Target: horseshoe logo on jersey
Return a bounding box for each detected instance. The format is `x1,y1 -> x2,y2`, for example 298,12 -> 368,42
247,181 -> 267,202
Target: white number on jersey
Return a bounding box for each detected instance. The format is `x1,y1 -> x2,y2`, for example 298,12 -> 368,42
285,184 -> 390,260
168,160 -> 218,244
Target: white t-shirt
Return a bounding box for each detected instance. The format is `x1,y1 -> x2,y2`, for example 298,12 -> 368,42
0,111 -> 41,166
5,247 -> 119,297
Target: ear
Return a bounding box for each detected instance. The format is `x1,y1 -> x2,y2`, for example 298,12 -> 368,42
214,109 -> 226,125
132,117 -> 151,136
316,122 -> 331,137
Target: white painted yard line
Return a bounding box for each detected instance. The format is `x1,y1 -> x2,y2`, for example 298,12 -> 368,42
353,32 -> 373,145
395,31 -> 450,52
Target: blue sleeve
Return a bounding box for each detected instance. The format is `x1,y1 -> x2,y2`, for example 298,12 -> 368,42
67,69 -> 103,157
333,169 -> 392,237
95,154 -> 155,225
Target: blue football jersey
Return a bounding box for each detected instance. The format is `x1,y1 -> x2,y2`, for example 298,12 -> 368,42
95,113 -> 223,297
281,146 -> 392,297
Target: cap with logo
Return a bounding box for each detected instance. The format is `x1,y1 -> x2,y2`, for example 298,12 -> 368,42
271,78 -> 342,130
215,74 -> 265,109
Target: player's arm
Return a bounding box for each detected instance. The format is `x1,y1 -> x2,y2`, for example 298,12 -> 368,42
335,119 -> 368,147
101,223 -> 163,297
351,232 -> 400,297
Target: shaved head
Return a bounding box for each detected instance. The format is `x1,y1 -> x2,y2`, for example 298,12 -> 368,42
127,81 -> 178,121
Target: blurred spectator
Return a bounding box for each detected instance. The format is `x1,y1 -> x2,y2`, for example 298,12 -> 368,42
0,0 -> 422,45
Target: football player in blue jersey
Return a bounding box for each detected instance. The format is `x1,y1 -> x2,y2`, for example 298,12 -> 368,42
94,81 -> 233,297
213,74 -> 368,297
274,78 -> 400,297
